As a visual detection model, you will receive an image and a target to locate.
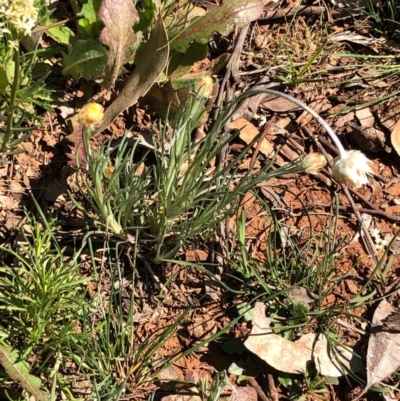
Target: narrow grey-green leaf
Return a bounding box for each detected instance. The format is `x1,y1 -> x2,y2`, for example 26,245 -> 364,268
99,0 -> 139,87
0,344 -> 49,401
94,16 -> 169,134
171,0 -> 264,53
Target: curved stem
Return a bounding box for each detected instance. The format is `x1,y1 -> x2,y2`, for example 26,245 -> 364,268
2,42 -> 20,153
264,89 -> 347,158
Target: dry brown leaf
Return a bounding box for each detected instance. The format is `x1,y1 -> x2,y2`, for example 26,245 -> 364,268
384,180 -> 400,197
261,96 -> 301,112
0,195 -> 17,210
356,107 -> 374,128
229,386 -> 257,401
244,302 -> 363,376
385,205 -> 400,214
230,118 -> 274,157
357,299 -> 400,399
390,119 -> 400,156
330,31 -> 379,46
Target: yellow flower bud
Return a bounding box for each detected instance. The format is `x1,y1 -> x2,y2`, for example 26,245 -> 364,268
302,153 -> 327,174
78,103 -> 104,130
196,76 -> 214,98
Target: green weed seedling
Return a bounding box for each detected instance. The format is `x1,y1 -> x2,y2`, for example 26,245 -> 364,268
0,207 -> 91,397
0,0 -> 53,153
365,0 -> 400,39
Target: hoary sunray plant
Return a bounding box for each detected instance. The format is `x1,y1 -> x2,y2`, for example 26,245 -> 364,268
75,89 -> 332,262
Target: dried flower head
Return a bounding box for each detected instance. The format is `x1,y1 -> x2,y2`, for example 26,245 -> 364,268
0,0 -> 38,38
196,75 -> 214,98
332,150 -> 374,188
301,153 -> 327,174
78,103 -> 104,131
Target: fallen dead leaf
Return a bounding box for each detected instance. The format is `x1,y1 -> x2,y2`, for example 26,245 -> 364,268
244,302 -> 364,376
384,180 -> 400,197
391,119 -> 400,156
356,107 -> 374,128
230,118 -> 274,157
385,205 -> 400,214
356,299 -> 400,399
261,96 -> 301,112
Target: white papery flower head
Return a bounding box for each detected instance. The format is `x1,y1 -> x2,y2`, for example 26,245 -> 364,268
332,150 -> 374,188
0,0 -> 38,37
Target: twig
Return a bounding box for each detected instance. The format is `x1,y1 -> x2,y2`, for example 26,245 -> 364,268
343,186 -> 378,262
258,5 -> 354,21
266,373 -> 279,401
213,24 -> 250,121
309,202 -> 400,222
248,377 -> 271,401
250,114 -> 276,167
136,254 -> 166,292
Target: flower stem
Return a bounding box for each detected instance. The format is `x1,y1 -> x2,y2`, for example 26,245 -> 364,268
264,89 -> 347,158
2,43 -> 20,153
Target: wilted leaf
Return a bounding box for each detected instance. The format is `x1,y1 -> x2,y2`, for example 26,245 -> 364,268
99,0 -> 139,87
168,42 -> 208,79
230,118 -> 274,157
0,344 -> 49,401
65,114 -> 87,168
361,299 -> 400,396
171,0 -> 264,53
94,16 -> 169,134
244,303 -> 363,376
390,119 -> 400,156
62,38 -> 107,80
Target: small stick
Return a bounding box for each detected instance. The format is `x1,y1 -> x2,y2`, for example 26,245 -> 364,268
248,377 -> 271,401
266,373 -> 279,401
258,5 -> 354,21
343,186 -> 378,261
310,202 -> 400,222
249,114 -> 276,168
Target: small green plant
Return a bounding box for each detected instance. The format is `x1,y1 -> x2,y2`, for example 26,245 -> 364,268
75,92 -> 327,262
365,0 -> 400,39
0,0 -> 53,152
0,208 -> 91,360
70,243 -> 191,399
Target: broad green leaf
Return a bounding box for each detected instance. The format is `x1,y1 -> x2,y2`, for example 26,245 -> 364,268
94,16 -> 169,133
135,0 -> 159,34
78,0 -> 102,38
99,0 -> 139,87
61,39 -> 107,81
168,42 -> 208,78
171,0 -> 264,53
43,16 -> 75,45
0,344 -> 49,401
